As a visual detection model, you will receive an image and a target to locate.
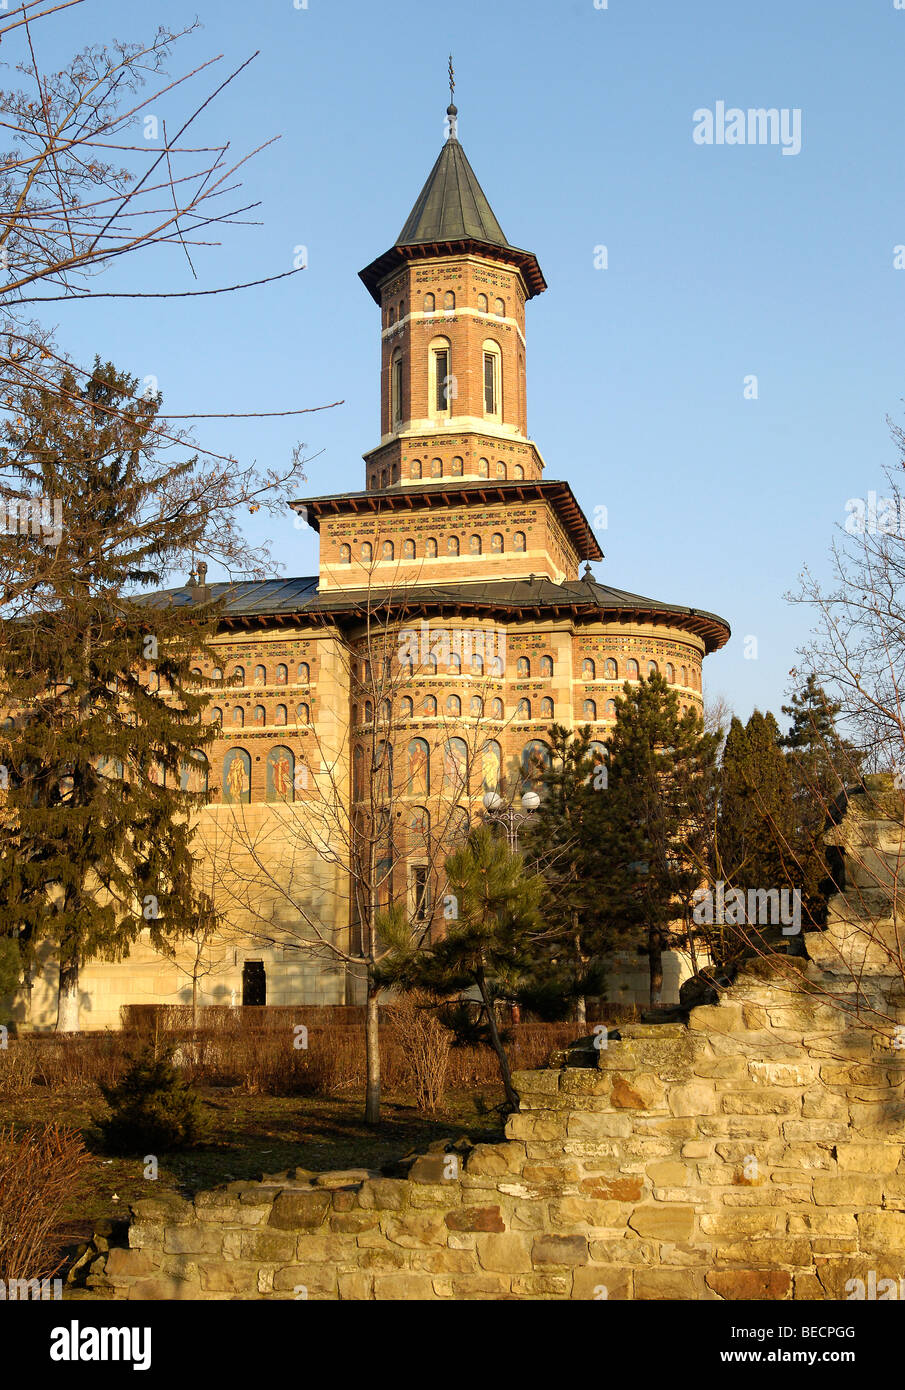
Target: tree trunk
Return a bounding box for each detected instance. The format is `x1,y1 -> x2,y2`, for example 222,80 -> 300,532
572,914 -> 586,1026
56,954 -> 80,1032
364,973 -> 381,1125
192,969 -> 199,1030
575,994 -> 587,1027
476,968 -> 519,1113
648,924 -> 663,1008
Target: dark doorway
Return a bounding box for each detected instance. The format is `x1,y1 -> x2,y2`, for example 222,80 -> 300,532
242,960 -> 266,1006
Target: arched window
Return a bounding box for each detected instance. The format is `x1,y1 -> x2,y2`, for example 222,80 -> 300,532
182,750 -> 209,795
471,695 -> 484,717
605,658 -> 618,679
274,705 -> 287,726
494,297 -> 505,317
443,290 -> 455,311
478,457 -> 489,478
339,543 -> 351,564
212,707 -> 223,724
364,700 -> 374,723
423,292 -> 435,312
382,540 -> 394,560
514,464 -> 524,480
297,703 -> 309,725
513,531 -> 526,552
481,739 -> 502,792
518,698 -> 531,719
491,697 -> 504,719
495,461 -> 506,479
582,658 -> 596,679
400,653 -> 414,677
253,705 -> 266,725
540,655 -> 553,678
521,740 -> 551,789
451,456 -> 463,476
490,655 -> 504,676
430,337 -> 453,415
375,740 -> 393,797
211,667 -> 223,683
266,746 -> 295,803
379,698 -> 391,722
411,459 -> 423,481
491,533 -> 503,553
408,805 -> 430,849
446,694 -> 461,717
297,662 -> 310,683
517,657 -> 530,678
423,694 -> 437,716
483,341 -> 502,417
387,306 -> 395,327
353,746 -> 365,801
233,707 -> 245,727
472,652 -> 484,675
425,537 -> 438,558
583,699 -> 597,721
426,653 -> 438,675
469,535 -> 482,555
606,700 -> 617,717
477,293 -> 488,312
407,738 -> 430,795
447,536 -> 460,556
648,661 -> 659,678
362,542 -> 373,562
443,737 -> 468,791
191,667 -> 202,678
391,350 -> 403,426
541,697 -> 554,719
666,663 -> 675,683
627,659 -> 639,679
403,538 -> 415,559
680,666 -> 687,686
232,666 -> 245,686
401,696 -> 413,719
448,652 -> 461,674
223,748 -> 251,804
275,664 -> 288,685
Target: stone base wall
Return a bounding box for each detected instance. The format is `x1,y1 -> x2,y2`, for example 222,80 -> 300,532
84,940 -> 905,1301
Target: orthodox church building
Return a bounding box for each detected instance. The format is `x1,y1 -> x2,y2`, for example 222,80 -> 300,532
15,98 -> 729,1030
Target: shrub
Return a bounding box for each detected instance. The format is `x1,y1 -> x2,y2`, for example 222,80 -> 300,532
0,1124 -> 90,1281
97,1046 -> 208,1152
389,992 -> 452,1111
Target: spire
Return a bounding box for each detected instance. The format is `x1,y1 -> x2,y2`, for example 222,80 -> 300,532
396,133 -> 509,248
447,54 -> 457,141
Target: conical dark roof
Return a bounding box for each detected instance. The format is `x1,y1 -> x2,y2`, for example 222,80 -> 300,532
397,137 -> 509,248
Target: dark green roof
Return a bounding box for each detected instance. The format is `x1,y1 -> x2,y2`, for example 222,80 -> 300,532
397,138 -> 509,248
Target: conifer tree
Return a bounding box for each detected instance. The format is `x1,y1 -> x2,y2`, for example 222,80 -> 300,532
0,360 -> 222,1030
718,711 -> 797,892
590,675 -> 720,1006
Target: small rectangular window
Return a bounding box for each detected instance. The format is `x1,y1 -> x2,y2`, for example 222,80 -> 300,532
435,349 -> 449,412
484,352 -> 496,414
411,865 -> 430,925
392,356 -> 403,424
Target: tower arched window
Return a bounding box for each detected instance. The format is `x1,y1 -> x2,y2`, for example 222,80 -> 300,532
494,297 -> 505,317
469,535 -> 482,556
681,666 -> 687,686
382,540 -> 394,561
403,538 -> 415,559
648,661 -> 659,678
471,695 -> 484,717
514,464 -> 524,480
477,293 -> 488,312
233,706 -> 245,727
362,542 -> 373,562
541,697 -> 554,719
606,700 -> 616,717
276,664 -> 288,685
391,350 -> 403,426
446,694 -> 461,717
254,665 -> 266,685
478,457 -> 489,478
491,697 -> 504,719
495,461 -> 506,479
425,538 -> 438,558
605,658 -> 618,679
518,698 -> 531,719
583,658 -> 596,679
448,652 -> 461,675
513,531 -> 526,552
254,705 -> 266,725
297,662 -> 310,683
297,703 -> 310,725
491,533 -> 503,553
451,456 -> 463,476
407,738 -> 430,795
472,653 -> 484,675
401,697 -> 413,719
443,290 -> 455,311
212,707 -> 223,725
447,536 -> 459,557
583,699 -> 597,721
364,700 -> 374,723
232,666 -> 245,686
431,457 -> 442,478
627,659 -> 639,679
540,655 -> 553,678
424,292 -> 435,312
275,704 -> 287,726
423,694 -> 437,717
339,544 -> 351,564
517,657 -> 530,678
411,459 -> 423,479
666,663 -> 675,683
483,341 -> 502,417
430,337 -> 453,416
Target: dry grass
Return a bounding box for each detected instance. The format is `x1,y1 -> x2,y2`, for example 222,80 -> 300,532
0,1124 -> 91,1281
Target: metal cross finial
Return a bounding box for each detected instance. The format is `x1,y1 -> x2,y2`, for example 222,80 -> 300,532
448,54 -> 455,104
446,55 -> 458,140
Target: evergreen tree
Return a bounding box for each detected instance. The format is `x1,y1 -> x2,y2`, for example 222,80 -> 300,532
718,712 -> 796,888
590,675 -> 720,1006
519,724 -> 610,1023
378,825 -> 545,1112
0,360 -> 220,1029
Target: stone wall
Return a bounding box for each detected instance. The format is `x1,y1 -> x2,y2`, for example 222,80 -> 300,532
83,944 -> 905,1301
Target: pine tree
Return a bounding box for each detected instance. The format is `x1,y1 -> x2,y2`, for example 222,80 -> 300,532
0,360 -> 220,1030
718,712 -> 796,889
378,825 -> 545,1112
519,724 -> 610,1023
590,675 -> 720,1006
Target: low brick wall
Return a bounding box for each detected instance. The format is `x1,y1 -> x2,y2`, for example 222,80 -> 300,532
83,948 -> 905,1301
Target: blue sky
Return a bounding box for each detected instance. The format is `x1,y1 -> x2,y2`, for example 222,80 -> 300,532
24,0 -> 905,726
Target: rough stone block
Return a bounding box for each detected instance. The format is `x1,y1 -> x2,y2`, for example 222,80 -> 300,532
706,1270 -> 792,1300
628,1206 -> 695,1242
268,1190 -> 331,1229
531,1234 -> 588,1267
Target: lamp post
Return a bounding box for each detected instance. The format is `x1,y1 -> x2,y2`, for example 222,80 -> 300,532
481,789 -> 540,851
